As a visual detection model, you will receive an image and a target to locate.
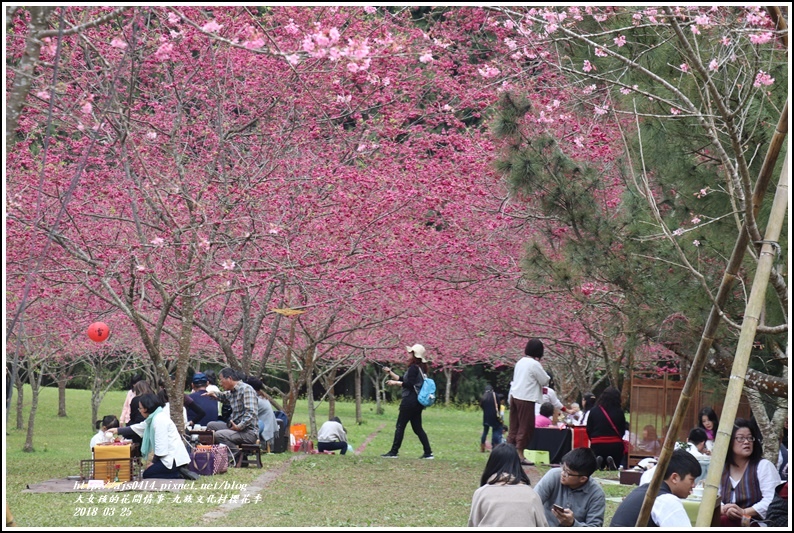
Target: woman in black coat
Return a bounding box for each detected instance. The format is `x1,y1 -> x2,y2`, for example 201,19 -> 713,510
586,387 -> 626,470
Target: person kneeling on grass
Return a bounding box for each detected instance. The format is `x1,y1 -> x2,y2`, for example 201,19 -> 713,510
135,393 -> 199,480
317,416 -> 348,455
609,449 -> 701,527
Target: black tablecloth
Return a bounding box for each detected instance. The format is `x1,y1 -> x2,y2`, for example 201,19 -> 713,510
527,427 -> 572,464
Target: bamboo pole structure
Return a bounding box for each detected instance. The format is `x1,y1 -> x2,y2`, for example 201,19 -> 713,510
696,152 -> 789,525
635,98 -> 788,525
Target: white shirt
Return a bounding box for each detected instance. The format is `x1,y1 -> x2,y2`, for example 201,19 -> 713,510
640,466 -> 656,486
149,409 -> 191,469
534,387 -> 563,415
685,442 -> 710,461
652,493 -> 692,527
509,357 -> 549,403
89,430 -> 107,451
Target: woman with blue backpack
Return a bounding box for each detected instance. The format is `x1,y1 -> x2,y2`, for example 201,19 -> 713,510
380,344 -> 434,459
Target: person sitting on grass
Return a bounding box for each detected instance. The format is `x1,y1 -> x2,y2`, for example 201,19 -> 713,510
135,393 -> 198,480
534,448 -> 606,527
609,448 -> 701,527
468,442 -> 548,527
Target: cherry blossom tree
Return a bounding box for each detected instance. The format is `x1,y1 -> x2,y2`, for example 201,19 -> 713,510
6,6 -> 534,430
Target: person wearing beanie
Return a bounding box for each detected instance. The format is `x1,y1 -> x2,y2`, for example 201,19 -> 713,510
507,338 -> 550,465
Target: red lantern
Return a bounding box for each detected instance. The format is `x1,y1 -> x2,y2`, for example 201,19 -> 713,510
87,322 -> 110,342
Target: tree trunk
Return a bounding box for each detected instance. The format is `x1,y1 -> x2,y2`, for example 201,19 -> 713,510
355,365 -> 363,424
306,366 -> 316,439
23,362 -> 44,452
57,374 -> 67,417
91,368 -> 102,432
5,6 -> 54,155
368,368 -> 384,415
284,318 -> 298,425
745,388 -> 787,464
326,367 -> 337,419
444,367 -> 452,406
15,375 -> 24,430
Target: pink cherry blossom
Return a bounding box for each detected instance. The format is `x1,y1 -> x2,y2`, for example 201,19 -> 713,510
201,20 -> 223,33
363,6 -> 377,15
580,283 -> 595,296
167,12 -> 180,25
753,70 -> 774,87
595,47 -> 607,57
582,60 -> 594,72
419,52 -> 434,63
672,228 -> 684,237
613,35 -> 626,47
691,25 -> 700,35
680,63 -> 689,73
477,66 -> 500,79
670,108 -> 680,115
244,38 -> 264,49
691,216 -> 701,224
594,105 -> 608,115
749,32 -> 773,45
285,19 -> 299,35
154,42 -> 174,61
110,37 -> 127,49
720,36 -> 731,46
150,237 -> 164,246
81,102 -> 93,114
221,260 -> 236,271
285,54 -> 300,66
708,59 -> 719,71
693,240 -> 701,247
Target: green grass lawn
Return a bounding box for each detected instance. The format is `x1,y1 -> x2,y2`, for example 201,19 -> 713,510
4,386 -> 632,527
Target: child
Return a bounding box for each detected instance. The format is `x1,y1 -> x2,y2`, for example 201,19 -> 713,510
90,415 -> 120,450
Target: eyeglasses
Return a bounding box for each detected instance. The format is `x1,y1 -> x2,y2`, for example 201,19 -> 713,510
734,436 -> 755,443
561,466 -> 585,478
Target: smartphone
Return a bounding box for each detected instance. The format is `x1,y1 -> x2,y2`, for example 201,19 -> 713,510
552,504 -> 565,513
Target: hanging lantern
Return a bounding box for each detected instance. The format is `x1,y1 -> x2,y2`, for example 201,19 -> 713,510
87,322 -> 110,342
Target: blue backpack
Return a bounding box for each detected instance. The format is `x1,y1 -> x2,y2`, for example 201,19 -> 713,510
416,369 -> 436,407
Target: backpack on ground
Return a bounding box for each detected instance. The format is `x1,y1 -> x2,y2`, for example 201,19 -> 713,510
416,369 -> 436,407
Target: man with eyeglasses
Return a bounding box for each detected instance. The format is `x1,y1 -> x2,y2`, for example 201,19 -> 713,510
534,448 -> 606,527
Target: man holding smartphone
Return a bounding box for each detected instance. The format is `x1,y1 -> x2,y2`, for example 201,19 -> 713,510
534,448 -> 606,527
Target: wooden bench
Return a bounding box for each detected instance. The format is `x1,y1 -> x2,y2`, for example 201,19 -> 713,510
236,443 -> 263,468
